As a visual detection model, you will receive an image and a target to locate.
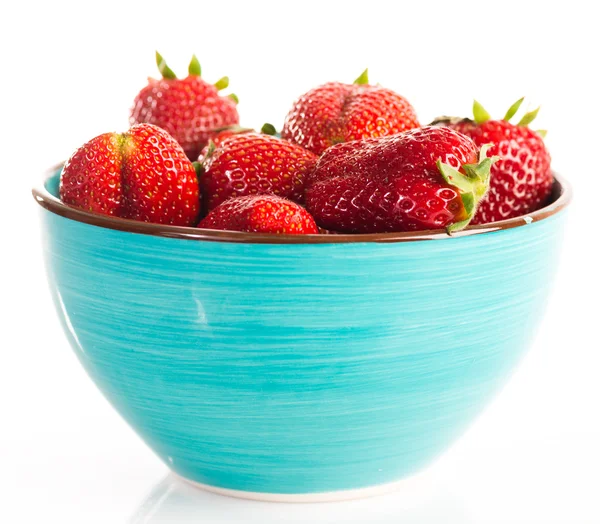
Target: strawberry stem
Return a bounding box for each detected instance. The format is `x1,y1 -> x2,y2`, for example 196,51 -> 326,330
155,51 -> 176,79
473,100 -> 491,124
188,55 -> 201,76
503,97 -> 524,122
214,76 -> 229,91
353,68 -> 369,85
228,93 -> 239,104
437,144 -> 498,233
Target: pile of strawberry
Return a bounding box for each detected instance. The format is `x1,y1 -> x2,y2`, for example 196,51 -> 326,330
60,53 -> 553,235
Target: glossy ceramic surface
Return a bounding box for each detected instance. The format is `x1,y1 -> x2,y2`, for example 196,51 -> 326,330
34,170 -> 570,499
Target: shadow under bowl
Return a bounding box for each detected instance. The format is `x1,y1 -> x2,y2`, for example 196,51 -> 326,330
32,169 -> 571,501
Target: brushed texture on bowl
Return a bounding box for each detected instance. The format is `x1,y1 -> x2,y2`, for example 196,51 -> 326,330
36,171 -> 569,496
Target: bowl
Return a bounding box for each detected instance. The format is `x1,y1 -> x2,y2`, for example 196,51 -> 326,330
32,168 -> 571,501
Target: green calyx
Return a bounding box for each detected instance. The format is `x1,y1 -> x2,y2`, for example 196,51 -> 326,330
188,54 -> 201,76
353,68 -> 369,85
192,161 -> 204,180
154,53 -> 237,102
155,51 -> 203,79
203,140 -> 217,161
473,100 -> 492,124
472,97 -> 543,132
156,51 -> 177,79
503,98 -> 540,127
503,97 -> 524,121
261,123 -> 277,136
214,76 -> 229,91
517,106 -> 540,126
437,144 -> 499,234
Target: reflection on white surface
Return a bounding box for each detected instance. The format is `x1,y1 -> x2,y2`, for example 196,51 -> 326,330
129,473 -> 473,524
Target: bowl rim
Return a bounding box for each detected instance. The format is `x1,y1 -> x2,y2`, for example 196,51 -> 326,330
32,167 -> 572,244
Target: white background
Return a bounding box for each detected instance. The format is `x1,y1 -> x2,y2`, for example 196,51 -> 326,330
2,1 -> 599,522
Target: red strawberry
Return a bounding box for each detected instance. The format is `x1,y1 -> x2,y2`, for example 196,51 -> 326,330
198,194 -> 319,234
432,99 -> 552,224
196,123 -> 276,163
130,52 -> 239,161
206,125 -> 253,146
305,126 -> 496,233
60,123 -> 200,226
282,69 -> 419,155
200,132 -> 318,211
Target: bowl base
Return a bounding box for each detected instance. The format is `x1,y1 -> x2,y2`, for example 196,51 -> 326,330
173,470 -> 429,503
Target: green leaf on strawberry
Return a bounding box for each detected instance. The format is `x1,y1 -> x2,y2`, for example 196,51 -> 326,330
188,54 -> 201,77
155,51 -> 176,79
214,76 -> 229,91
518,107 -> 540,126
473,100 -> 492,124
261,123 -> 277,136
353,68 -> 369,85
437,144 -> 499,233
503,97 -> 525,122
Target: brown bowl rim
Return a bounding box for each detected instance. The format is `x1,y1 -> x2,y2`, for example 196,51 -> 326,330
32,167 -> 572,244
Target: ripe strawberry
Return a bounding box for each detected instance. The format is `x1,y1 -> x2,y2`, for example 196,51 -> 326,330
282,69 -> 419,155
130,52 -> 239,161
305,126 -> 496,233
196,123 -> 276,162
60,123 -> 200,226
200,132 -> 318,211
432,99 -> 552,224
206,125 -> 252,146
198,194 -> 319,234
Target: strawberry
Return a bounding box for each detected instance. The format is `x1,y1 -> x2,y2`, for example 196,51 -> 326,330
281,69 -> 419,155
198,194 -> 319,234
196,123 -> 276,162
304,126 -> 496,233
130,52 -> 239,161
200,132 -> 318,212
205,125 -> 253,146
60,123 -> 200,226
432,99 -> 552,224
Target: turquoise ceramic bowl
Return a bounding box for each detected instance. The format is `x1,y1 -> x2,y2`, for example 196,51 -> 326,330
33,170 -> 570,501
